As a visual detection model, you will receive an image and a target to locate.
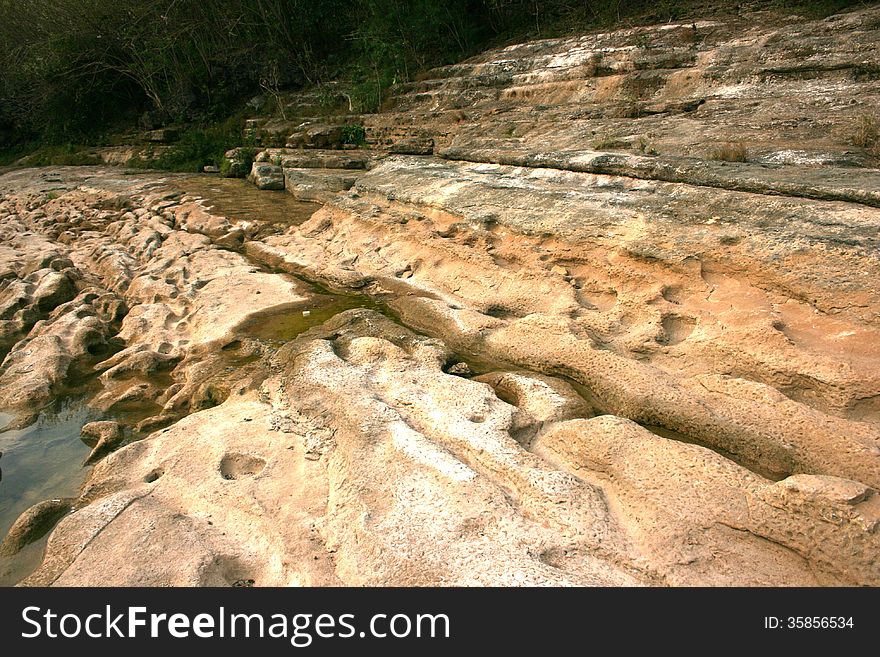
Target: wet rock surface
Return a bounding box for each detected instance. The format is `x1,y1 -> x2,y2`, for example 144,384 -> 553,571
0,498 -> 73,557
2,5 -> 880,587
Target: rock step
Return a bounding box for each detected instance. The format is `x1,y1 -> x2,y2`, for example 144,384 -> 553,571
391,50 -> 700,97
248,162 -> 285,190
256,148 -> 371,170
440,146 -> 880,208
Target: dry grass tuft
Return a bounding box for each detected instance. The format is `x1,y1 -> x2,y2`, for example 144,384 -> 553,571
710,142 -> 749,162
850,114 -> 879,155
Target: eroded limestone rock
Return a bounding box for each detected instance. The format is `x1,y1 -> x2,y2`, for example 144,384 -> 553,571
81,421 -> 124,465
0,499 -> 73,557
3,5 -> 880,588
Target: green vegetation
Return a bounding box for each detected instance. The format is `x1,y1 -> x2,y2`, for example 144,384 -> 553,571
10,144 -> 103,167
219,147 -> 257,177
0,1 -> 873,162
340,125 -> 367,146
128,117 -> 251,172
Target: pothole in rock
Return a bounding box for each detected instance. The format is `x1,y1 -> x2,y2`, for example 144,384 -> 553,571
659,314 -> 697,345
844,394 -> 880,425
144,468 -> 164,484
444,351 -> 517,378
661,285 -> 686,305
199,554 -> 259,587
236,292 -> 386,348
576,289 -> 618,312
219,453 -> 266,480
484,304 -> 525,320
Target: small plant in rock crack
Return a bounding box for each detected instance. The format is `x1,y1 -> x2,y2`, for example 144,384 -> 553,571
849,113 -> 879,155
635,135 -> 658,155
710,141 -> 749,162
592,134 -> 627,150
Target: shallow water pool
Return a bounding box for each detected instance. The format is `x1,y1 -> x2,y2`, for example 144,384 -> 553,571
0,396 -> 97,585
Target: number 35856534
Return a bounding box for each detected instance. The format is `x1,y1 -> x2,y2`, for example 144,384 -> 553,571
764,617 -> 854,629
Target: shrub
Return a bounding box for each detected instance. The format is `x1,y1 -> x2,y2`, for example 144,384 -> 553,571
340,124 -> 367,146
348,76 -> 384,114
219,147 -> 256,177
130,116 -> 246,172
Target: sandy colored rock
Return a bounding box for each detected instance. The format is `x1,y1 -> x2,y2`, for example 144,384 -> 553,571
474,370 -> 592,445
81,420 -> 125,465
532,416 -> 880,585
222,147 -> 253,178
0,166 -> 310,433
286,124 -> 347,150
372,6 -> 880,170
24,311 -> 641,586
3,5 -> 880,588
0,499 -> 72,556
388,137 -> 434,155
80,420 -> 121,445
